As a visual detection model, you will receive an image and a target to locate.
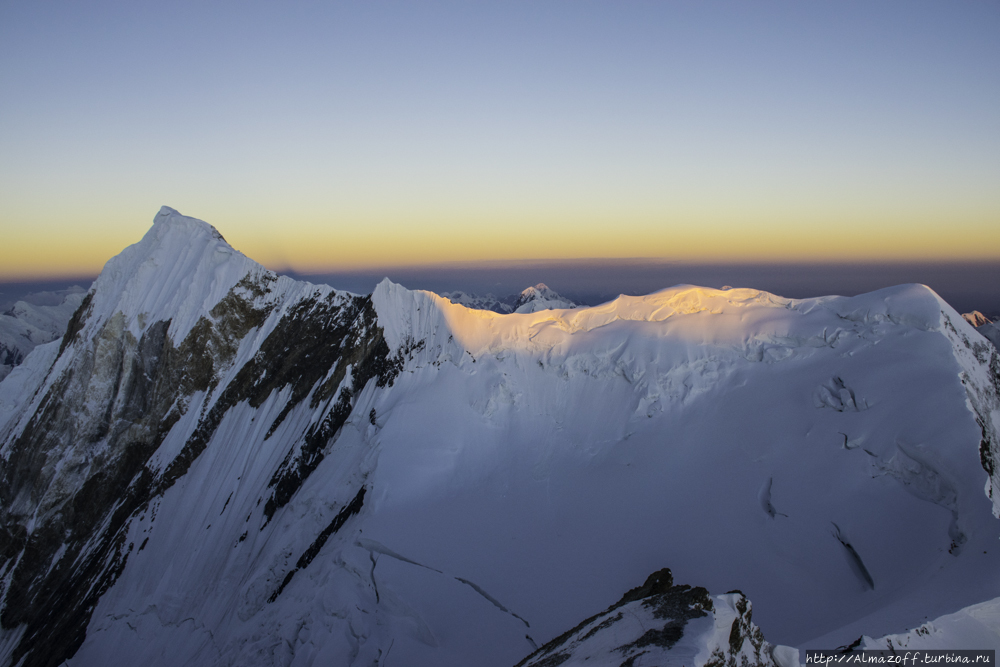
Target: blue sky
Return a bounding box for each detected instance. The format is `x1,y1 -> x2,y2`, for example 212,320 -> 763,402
2,1 -> 998,279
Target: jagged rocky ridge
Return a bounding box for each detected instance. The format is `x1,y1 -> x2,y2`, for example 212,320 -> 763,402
0,207 -> 999,666
517,568 -> 793,667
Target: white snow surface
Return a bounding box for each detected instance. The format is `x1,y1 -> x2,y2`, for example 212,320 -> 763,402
364,277 -> 1000,659
84,206 -> 286,344
1,208 -> 998,666
0,286 -> 85,381
861,595 -> 1000,651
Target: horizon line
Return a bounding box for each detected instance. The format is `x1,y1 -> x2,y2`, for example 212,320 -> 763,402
4,256 -> 1000,285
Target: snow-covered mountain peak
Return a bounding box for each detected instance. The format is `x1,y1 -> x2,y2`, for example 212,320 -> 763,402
439,283 -> 578,315
518,283 -> 558,300
82,207 -> 282,346
964,311 -> 993,328
149,205 -> 229,246
513,282 -> 577,313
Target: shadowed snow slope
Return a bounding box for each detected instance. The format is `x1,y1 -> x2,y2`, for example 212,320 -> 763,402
0,287 -> 86,382
0,207 -> 999,667
860,595 -> 1000,652
978,322 -> 1000,351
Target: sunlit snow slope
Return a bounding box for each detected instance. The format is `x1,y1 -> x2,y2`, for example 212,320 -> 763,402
1,207 -> 998,667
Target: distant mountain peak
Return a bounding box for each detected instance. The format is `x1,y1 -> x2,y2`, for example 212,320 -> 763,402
963,311 -> 993,327
512,282 -> 577,313
440,283 -> 578,315
519,282 -> 554,297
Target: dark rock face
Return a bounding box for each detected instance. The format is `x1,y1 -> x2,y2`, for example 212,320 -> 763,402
259,294 -> 398,525
57,291 -> 93,359
519,571 -> 682,666
0,344 -> 23,369
0,276 -> 396,667
268,485 -> 367,603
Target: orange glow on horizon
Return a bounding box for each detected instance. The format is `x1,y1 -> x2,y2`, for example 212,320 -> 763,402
2,206 -> 999,282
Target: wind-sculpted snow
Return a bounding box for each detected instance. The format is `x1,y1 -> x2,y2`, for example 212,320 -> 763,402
1,207 -> 999,667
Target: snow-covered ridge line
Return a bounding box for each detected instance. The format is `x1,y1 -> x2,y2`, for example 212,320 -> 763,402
375,276 -> 946,361
861,595 -> 1000,651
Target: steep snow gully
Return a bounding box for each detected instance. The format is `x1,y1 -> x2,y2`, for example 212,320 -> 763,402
0,207 -> 998,667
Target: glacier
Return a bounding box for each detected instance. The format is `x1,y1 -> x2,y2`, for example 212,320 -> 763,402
0,207 -> 999,666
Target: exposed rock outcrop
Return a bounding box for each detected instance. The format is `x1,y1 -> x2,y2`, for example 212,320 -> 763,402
515,569 -> 792,667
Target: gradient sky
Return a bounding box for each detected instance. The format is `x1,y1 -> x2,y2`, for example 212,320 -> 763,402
2,1 -> 998,280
